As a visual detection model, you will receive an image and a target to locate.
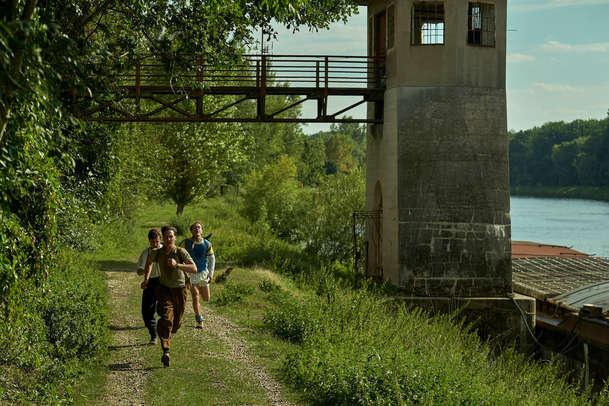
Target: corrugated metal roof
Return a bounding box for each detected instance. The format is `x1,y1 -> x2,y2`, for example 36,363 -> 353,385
552,281 -> 609,313
512,256 -> 609,301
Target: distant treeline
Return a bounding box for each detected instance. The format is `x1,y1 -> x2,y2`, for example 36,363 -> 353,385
509,115 -> 609,198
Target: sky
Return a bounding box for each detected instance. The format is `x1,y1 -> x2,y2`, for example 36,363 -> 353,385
264,1 -> 609,134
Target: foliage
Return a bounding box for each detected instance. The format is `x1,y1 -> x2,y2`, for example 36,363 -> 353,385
312,120 -> 367,174
0,250 -> 107,405
150,123 -> 248,215
1,0 -> 360,142
265,278 -> 609,405
509,116 -> 609,190
0,123 -> 62,292
213,282 -> 255,306
43,254 -> 108,360
301,168 -> 366,263
241,155 -> 305,240
258,278 -> 282,293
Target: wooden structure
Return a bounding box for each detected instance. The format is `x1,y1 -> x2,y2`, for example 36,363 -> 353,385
74,54 -> 385,124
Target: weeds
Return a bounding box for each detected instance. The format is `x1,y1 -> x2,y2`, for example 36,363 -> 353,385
213,282 -> 255,306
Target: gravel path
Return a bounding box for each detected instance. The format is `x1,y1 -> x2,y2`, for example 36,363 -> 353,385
98,265 -> 294,406
98,270 -> 148,406
199,305 -> 295,406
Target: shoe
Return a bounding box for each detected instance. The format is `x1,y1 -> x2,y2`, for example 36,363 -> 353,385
196,320 -> 203,329
149,336 -> 157,345
161,351 -> 170,367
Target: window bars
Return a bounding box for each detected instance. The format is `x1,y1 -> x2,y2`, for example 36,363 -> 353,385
468,2 -> 495,47
411,2 -> 445,45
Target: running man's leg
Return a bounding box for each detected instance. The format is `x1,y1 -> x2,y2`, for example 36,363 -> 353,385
142,278 -> 159,341
156,285 -> 175,351
170,286 -> 188,334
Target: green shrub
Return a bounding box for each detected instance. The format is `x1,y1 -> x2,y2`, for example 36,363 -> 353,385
263,300 -> 317,344
269,279 -> 609,406
43,251 -> 107,360
213,282 -> 254,306
241,155 -> 304,241
169,214 -> 197,237
0,250 -> 107,405
258,278 -> 282,293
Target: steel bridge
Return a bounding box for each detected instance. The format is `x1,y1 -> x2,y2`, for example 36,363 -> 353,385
74,55 -> 385,124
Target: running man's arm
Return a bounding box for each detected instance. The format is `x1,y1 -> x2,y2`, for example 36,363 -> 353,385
207,243 -> 215,277
140,259 -> 153,289
136,248 -> 148,276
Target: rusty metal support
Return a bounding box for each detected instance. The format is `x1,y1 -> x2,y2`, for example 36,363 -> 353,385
208,96 -> 249,117
257,55 -> 267,119
269,97 -> 309,118
329,99 -> 367,118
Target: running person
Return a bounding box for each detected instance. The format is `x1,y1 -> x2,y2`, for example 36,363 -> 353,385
141,226 -> 196,367
180,221 -> 215,329
136,228 -> 162,345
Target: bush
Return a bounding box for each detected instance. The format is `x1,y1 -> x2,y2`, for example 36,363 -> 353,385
241,155 -> 304,241
263,299 -> 319,344
43,253 -> 107,360
169,214 -> 197,237
267,278 -> 609,406
299,169 -> 365,263
0,250 -> 107,405
258,278 -> 282,293
213,282 -> 255,306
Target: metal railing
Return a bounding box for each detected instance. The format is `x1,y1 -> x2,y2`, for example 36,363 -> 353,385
116,54 -> 385,90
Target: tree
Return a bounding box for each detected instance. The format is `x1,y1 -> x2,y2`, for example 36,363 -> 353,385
151,122 -> 247,215
324,133 -> 356,174
1,0 -> 360,143
241,155 -> 302,240
300,168 -> 365,262
298,137 -> 326,186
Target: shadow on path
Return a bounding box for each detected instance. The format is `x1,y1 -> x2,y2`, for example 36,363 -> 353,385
108,343 -> 148,351
97,260 -> 137,273
108,362 -> 161,372
109,324 -> 142,331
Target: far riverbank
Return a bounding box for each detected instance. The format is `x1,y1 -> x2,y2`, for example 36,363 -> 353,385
511,186 -> 609,202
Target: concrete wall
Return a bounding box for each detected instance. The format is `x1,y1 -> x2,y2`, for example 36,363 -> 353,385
367,0 -> 511,297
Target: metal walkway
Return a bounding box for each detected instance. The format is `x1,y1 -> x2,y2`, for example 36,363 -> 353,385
74,54 -> 385,124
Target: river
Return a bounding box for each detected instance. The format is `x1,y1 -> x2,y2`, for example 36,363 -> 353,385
511,196 -> 609,258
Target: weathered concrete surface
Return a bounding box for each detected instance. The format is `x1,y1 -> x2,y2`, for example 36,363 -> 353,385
366,0 -> 511,297
396,86 -> 511,297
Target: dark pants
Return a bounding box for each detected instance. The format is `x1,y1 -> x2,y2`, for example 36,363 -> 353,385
142,277 -> 160,338
156,284 -> 188,351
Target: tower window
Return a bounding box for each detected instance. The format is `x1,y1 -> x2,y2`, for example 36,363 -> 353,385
411,2 -> 445,45
468,3 -> 495,47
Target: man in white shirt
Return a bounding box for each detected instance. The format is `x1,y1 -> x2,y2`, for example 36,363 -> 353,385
136,228 -> 162,345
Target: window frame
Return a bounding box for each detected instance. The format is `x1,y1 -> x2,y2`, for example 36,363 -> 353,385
467,2 -> 496,48
411,1 -> 446,46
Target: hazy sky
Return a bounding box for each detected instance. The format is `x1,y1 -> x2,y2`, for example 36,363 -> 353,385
265,2 -> 609,134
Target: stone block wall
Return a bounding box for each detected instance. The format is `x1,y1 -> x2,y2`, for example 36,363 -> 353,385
396,85 -> 511,297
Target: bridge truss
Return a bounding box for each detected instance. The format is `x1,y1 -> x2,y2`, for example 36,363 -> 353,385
74,55 -> 385,124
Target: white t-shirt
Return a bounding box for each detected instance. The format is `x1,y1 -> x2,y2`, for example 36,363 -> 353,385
137,246 -> 161,279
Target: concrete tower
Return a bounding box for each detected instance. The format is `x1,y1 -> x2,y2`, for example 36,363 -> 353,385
366,0 -> 511,297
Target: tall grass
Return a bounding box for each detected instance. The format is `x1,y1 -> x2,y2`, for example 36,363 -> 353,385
0,250 -> 108,405
264,279 -> 609,405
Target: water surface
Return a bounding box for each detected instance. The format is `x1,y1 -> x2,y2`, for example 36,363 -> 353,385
510,196 -> 609,257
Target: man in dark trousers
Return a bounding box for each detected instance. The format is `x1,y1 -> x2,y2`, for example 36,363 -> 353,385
136,228 -> 162,345
140,226 -> 196,367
